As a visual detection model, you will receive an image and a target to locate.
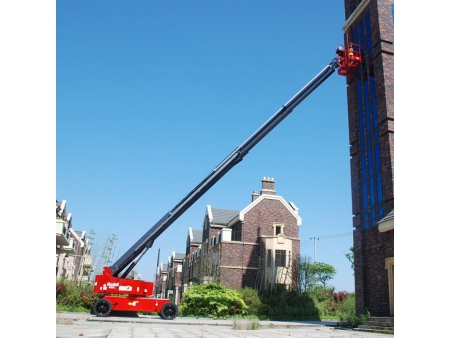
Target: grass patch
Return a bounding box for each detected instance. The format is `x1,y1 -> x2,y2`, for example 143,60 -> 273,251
232,318 -> 261,330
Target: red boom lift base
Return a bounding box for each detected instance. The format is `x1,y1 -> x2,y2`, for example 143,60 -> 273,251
93,267 -> 178,319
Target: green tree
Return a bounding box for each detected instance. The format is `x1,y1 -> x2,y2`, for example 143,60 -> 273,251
299,255 -> 315,293
311,262 -> 337,288
345,247 -> 354,275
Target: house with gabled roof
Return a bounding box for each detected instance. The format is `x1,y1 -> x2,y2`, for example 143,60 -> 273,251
154,262 -> 168,298
186,177 -> 301,291
56,199 -> 92,282
182,228 -> 203,287
166,252 -> 186,304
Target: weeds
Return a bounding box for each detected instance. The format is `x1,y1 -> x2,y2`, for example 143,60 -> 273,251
232,318 -> 261,330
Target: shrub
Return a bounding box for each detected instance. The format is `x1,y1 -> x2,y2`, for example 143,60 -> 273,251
238,287 -> 263,316
179,283 -> 248,319
80,291 -> 99,309
330,290 -> 349,302
259,289 -> 320,320
339,308 -> 370,328
56,280 -> 96,312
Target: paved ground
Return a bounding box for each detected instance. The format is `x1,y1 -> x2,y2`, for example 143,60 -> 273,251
56,312 -> 393,338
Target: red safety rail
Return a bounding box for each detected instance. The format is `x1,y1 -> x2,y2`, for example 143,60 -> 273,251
336,42 -> 362,76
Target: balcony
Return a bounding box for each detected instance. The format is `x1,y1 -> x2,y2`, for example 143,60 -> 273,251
82,255 -> 94,271
56,221 -> 70,246
60,238 -> 75,254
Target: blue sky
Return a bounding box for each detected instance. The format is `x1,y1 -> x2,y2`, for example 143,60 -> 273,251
56,0 -> 356,291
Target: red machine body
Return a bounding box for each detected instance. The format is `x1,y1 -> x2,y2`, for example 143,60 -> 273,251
99,295 -> 168,313
94,267 -> 155,297
93,267 -> 174,318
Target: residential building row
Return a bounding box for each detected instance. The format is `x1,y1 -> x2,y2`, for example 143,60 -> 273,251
154,177 -> 302,305
56,199 -> 93,282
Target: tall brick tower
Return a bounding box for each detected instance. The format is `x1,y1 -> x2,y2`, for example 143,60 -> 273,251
342,0 -> 394,316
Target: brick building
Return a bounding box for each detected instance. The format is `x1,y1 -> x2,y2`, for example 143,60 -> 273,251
342,0 -> 394,316
56,200 -> 93,282
184,177 -> 301,291
154,262 -> 168,298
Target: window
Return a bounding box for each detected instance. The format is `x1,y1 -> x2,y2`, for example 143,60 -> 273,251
267,250 -> 272,267
391,5 -> 394,26
232,226 -> 241,241
273,223 -> 284,236
356,63 -> 384,229
275,250 -> 286,267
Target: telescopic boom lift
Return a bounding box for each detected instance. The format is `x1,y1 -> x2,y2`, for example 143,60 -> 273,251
92,43 -> 362,319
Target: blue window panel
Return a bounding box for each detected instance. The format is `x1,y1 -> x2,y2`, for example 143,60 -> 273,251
359,106 -> 365,136
371,218 -> 377,227
364,213 -> 369,229
377,173 -> 383,202
370,75 -> 376,95
378,207 -> 384,218
372,96 -> 378,128
365,11 -> 373,60
374,131 -> 379,140
391,5 -> 394,26
368,148 -> 373,176
370,177 -> 375,205
363,181 -> 368,208
374,143 -> 381,171
367,135 -> 372,146
357,79 -> 362,107
353,24 -> 359,46
359,19 -> 366,54
361,152 -> 367,180
365,101 -> 371,131
363,79 -> 369,101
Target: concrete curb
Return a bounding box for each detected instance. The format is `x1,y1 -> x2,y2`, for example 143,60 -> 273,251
57,312 -> 338,328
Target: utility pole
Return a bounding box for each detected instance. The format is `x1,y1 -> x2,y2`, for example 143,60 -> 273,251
310,237 -> 319,263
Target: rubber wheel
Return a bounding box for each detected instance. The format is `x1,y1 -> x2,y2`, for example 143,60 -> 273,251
159,302 -> 178,320
93,298 -> 112,317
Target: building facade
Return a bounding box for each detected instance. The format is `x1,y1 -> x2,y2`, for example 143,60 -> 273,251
56,200 -> 93,282
154,262 -> 168,298
184,177 -> 301,292
342,0 -> 394,316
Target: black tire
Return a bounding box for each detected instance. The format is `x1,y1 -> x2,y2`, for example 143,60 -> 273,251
93,298 -> 112,317
159,302 -> 178,320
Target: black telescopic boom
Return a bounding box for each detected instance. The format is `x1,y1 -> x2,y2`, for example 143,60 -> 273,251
109,58 -> 340,277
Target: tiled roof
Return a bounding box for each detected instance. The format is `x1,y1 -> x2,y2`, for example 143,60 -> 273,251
211,207 -> 240,225
378,209 -> 394,223
174,253 -> 186,260
192,230 -> 203,244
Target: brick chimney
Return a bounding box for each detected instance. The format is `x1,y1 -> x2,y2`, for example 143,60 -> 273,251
251,191 -> 259,202
260,177 -> 276,195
